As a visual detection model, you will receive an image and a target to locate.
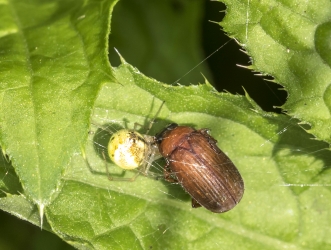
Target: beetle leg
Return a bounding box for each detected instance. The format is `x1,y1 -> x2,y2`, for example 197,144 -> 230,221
191,198 -> 202,208
163,165 -> 178,183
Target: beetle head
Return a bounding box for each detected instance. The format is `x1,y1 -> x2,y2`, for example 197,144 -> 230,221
155,123 -> 178,143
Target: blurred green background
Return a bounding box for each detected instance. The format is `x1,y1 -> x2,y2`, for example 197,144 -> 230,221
0,0 -> 286,249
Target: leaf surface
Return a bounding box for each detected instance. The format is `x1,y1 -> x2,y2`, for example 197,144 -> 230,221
0,0 -> 116,209
221,0 -> 331,143
45,60 -> 331,249
0,0 -> 330,249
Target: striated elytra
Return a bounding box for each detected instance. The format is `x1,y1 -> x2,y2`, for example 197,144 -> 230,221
155,123 -> 244,213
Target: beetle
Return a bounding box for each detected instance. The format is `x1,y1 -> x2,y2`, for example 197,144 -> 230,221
155,123 -> 244,213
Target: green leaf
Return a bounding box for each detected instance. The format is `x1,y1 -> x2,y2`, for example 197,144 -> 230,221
0,0 -> 116,213
221,0 -> 331,144
0,154 -> 22,195
108,0 -> 211,85
43,60 -> 331,249
1,0 -> 331,249
0,194 -> 52,232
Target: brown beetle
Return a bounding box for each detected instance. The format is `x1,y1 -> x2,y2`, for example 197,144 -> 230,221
155,123 -> 244,213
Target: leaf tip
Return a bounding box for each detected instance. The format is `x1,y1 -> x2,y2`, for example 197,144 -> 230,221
236,64 -> 253,70
113,47 -> 126,64
243,87 -> 263,112
38,202 -> 45,230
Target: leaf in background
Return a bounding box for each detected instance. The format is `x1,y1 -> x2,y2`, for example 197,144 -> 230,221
221,0 -> 331,144
0,151 -> 55,234
44,59 -> 331,249
0,0 -> 116,219
108,0 -> 212,85
0,153 -> 22,196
